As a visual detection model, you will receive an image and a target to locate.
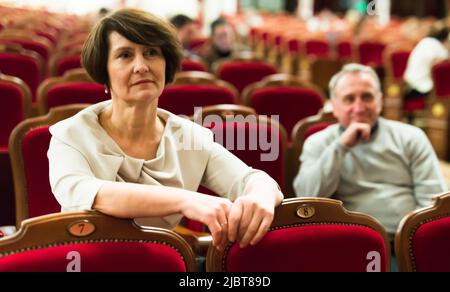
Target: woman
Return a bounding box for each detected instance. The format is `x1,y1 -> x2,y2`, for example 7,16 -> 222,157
48,8 -> 283,251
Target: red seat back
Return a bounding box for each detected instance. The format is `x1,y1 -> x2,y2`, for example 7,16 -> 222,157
249,86 -> 324,138
159,84 -> 237,116
432,61 -> 450,98
217,61 -> 277,93
56,55 -> 82,76
46,82 -> 108,110
0,53 -> 41,102
181,59 -> 207,72
358,42 -> 386,67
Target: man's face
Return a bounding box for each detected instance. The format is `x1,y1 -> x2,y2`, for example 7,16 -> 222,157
178,22 -> 198,49
331,72 -> 383,128
212,24 -> 235,53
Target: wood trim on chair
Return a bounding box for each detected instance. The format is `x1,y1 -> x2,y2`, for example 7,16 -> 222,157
36,68 -> 95,115
0,211 -> 197,272
206,197 -> 390,272
192,104 -> 256,122
395,192 -> 450,272
8,104 -> 90,227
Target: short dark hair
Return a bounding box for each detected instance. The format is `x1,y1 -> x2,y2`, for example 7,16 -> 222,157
170,14 -> 194,29
429,25 -> 450,42
82,8 -> 183,87
210,18 -> 227,34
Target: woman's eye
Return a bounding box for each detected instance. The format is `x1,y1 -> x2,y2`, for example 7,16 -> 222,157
146,48 -> 159,56
119,52 -> 130,59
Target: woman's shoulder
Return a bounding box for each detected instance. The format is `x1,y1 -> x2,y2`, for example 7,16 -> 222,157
49,101 -> 111,144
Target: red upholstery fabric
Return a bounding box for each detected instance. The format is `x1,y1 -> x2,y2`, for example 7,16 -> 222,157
305,40 -> 330,58
412,216 -> 450,272
204,122 -> 285,190
0,82 -> 25,148
158,84 -> 236,116
287,39 -> 301,53
0,39 -> 49,63
46,82 -> 108,110
358,42 -> 386,67
337,41 -> 353,60
0,242 -> 187,272
250,87 -> 323,138
432,61 -> 450,98
188,37 -> 208,50
304,122 -> 335,141
390,51 -> 410,81
0,152 -> 15,226
403,97 -> 426,112
0,53 -> 40,102
0,230 -> 3,238
217,62 -> 277,93
21,126 -> 60,218
56,55 -> 82,76
181,59 -> 207,72
274,35 -> 283,49
225,224 -> 387,272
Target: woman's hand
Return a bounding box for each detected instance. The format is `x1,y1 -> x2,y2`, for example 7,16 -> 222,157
227,193 -> 275,248
181,193 -> 233,251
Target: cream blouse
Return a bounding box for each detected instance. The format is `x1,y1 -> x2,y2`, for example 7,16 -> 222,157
48,100 -> 269,229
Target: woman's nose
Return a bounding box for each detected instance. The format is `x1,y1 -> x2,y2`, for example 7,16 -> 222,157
133,55 -> 149,74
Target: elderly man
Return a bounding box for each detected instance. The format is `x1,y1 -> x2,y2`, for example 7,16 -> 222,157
293,63 -> 447,239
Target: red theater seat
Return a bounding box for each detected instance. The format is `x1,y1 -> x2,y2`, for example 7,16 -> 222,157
37,68 -> 108,114
9,104 -> 88,226
215,58 -> 277,94
158,71 -> 238,116
181,58 -> 207,72
243,74 -> 324,141
0,73 -> 31,226
396,192 -> 450,272
206,197 -> 390,272
0,211 -> 196,272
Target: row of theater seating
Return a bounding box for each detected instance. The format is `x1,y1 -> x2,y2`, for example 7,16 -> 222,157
1,193 -> 449,272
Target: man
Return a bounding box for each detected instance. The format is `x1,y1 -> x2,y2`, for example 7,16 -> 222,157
170,14 -> 199,58
404,24 -> 449,100
293,63 -> 447,240
204,18 -> 244,70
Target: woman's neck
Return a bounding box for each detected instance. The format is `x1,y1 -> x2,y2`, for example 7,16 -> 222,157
100,99 -> 164,144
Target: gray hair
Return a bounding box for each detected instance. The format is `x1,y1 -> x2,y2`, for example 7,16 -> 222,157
329,63 -> 381,99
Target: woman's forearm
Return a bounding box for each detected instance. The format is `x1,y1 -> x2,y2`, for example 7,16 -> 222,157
93,181 -> 193,218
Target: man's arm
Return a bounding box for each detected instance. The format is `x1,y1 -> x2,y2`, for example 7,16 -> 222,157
408,129 -> 448,208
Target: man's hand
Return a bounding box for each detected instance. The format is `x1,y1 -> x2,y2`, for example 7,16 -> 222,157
340,122 -> 371,148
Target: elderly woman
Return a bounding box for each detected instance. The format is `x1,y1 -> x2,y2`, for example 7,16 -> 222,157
47,8 -> 283,251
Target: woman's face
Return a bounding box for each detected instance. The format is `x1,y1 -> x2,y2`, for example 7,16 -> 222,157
107,31 -> 166,104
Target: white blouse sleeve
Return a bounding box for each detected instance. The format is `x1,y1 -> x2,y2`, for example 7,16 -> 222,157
47,137 -> 107,211
200,141 -> 273,201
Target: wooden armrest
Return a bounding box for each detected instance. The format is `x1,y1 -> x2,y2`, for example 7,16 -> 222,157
174,225 -> 212,257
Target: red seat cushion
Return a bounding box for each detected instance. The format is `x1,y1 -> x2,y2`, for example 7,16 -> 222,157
181,59 -> 207,72
158,84 -> 236,116
390,51 -> 410,81
0,53 -> 41,102
432,61 -> 450,98
0,82 -> 26,148
0,39 -> 50,63
21,126 -> 60,217
287,39 -> 301,53
225,224 -> 387,272
217,62 -> 277,93
403,97 -> 426,112
46,82 -> 108,110
305,40 -> 330,58
56,55 -> 82,76
337,41 -> 353,60
358,42 -> 386,67
250,87 -> 323,138
412,216 -> 450,272
0,242 -> 187,272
